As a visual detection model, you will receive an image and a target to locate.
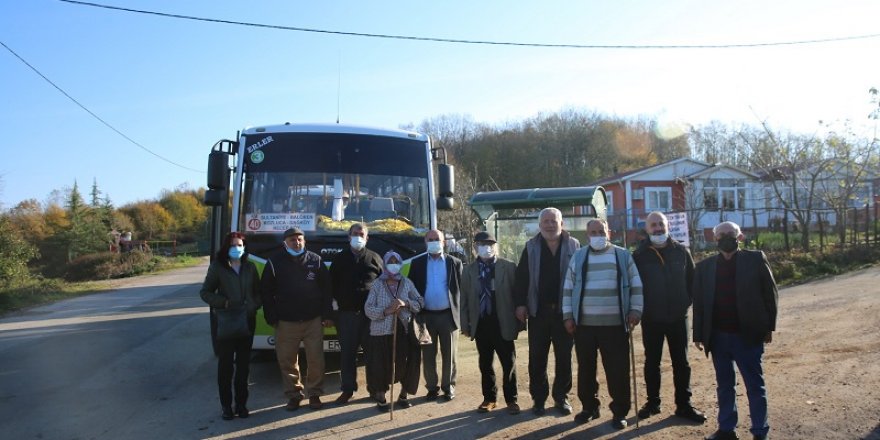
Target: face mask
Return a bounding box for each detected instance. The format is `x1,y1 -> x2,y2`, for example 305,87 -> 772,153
350,236 -> 366,251
285,244 -> 305,257
426,241 -> 443,255
649,233 -> 668,246
717,235 -> 739,253
589,236 -> 608,250
477,245 -> 495,259
228,245 -> 245,260
386,263 -> 402,275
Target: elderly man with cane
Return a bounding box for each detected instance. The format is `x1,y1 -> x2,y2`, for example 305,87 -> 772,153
562,218 -> 643,430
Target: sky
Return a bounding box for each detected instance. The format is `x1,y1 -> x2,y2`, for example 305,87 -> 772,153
1,0 -> 878,209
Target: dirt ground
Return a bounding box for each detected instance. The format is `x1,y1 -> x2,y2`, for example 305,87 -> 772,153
206,265 -> 880,440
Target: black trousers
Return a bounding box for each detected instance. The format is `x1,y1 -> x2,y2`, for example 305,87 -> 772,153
574,325 -> 631,418
527,305 -> 573,404
641,318 -> 693,407
475,314 -> 518,404
216,319 -> 255,408
367,321 -> 422,396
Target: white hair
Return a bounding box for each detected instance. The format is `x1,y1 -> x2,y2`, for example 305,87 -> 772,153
713,221 -> 741,236
539,207 -> 563,221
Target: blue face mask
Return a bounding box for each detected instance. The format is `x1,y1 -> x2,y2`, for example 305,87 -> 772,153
228,245 -> 245,260
286,246 -> 305,257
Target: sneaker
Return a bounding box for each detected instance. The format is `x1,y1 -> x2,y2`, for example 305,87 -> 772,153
555,399 -> 573,415
477,401 -> 496,413
221,406 -> 234,420
638,401 -> 661,419
335,391 -> 353,405
611,418 -> 628,430
675,405 -> 707,423
285,395 -> 303,411
308,396 -> 323,410
574,407 -> 600,424
507,402 -> 521,415
235,405 -> 249,418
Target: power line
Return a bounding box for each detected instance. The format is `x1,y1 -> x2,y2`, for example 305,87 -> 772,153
60,0 -> 880,50
0,40 -> 204,174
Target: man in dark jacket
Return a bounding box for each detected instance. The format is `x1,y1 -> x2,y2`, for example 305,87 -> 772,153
329,223 -> 383,404
261,228 -> 333,411
514,207 -> 580,416
693,221 -> 778,440
408,229 -> 463,401
632,211 -> 705,423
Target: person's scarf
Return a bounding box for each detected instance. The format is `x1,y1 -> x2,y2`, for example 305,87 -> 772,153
378,250 -> 403,281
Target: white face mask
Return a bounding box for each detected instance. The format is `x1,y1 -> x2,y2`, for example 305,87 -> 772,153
589,236 -> 608,250
386,263 -> 402,274
350,235 -> 366,251
426,240 -> 443,255
477,245 -> 495,259
649,233 -> 668,245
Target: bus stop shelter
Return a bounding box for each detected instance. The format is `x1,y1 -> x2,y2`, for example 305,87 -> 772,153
468,186 -> 607,263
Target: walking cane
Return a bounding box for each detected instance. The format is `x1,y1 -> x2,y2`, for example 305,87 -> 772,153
389,309 -> 399,421
629,323 -> 639,429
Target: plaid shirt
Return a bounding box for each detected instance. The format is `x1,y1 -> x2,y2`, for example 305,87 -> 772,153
364,277 -> 424,336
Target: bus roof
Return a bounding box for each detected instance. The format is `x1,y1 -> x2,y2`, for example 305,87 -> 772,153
240,123 -> 429,142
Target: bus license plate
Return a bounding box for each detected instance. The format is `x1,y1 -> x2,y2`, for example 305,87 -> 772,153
324,340 -> 341,352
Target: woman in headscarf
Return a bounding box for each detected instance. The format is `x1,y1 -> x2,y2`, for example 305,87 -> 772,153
199,232 -> 261,420
364,251 -> 424,411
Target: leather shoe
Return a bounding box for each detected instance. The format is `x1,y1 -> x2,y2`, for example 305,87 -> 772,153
555,399 -> 573,415
308,395 -> 323,410
574,407 -> 600,424
425,390 -> 439,401
532,402 -> 546,415
285,395 -> 303,411
611,418 -> 628,430
221,406 -> 234,420
676,405 -> 707,423
335,391 -> 353,405
507,402 -> 521,415
234,405 -> 249,418
705,430 -> 739,440
397,396 -> 413,408
752,435 -> 768,440
442,392 -> 455,401
638,401 -> 661,419
477,401 -> 496,413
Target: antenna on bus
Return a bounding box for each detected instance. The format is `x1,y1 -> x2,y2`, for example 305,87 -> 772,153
336,52 -> 342,124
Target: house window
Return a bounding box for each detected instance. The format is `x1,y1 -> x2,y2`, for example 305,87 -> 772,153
703,179 -> 747,210
646,187 -> 671,211
605,191 -> 613,214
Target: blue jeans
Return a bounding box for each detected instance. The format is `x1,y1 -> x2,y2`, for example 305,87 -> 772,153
710,331 -> 769,437
337,310 -> 371,393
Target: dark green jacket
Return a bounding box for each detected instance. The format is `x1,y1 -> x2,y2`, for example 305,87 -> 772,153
199,259 -> 262,315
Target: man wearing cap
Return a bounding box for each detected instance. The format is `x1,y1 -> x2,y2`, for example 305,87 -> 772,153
330,223 -> 384,404
261,227 -> 334,411
461,231 -> 523,415
408,229 -> 463,401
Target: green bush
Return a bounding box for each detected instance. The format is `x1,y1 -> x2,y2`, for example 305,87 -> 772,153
64,250 -> 163,281
64,252 -> 118,281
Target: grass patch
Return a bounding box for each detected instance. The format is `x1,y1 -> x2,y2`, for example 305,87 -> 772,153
1,255 -> 206,315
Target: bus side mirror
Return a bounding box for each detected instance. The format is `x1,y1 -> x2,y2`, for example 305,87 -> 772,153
204,189 -> 226,207
437,197 -> 454,210
207,150 -> 230,190
437,164 -> 455,211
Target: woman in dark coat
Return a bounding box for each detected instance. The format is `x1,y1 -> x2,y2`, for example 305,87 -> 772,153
199,232 -> 261,420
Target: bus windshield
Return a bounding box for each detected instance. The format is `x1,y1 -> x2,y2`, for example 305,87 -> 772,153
238,132 -> 432,236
